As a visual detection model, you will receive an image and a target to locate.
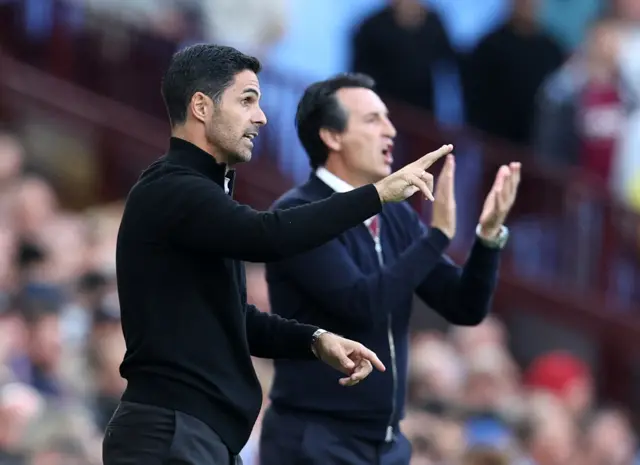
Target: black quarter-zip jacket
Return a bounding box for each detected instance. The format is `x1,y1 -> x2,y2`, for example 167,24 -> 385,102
115,137 -> 382,453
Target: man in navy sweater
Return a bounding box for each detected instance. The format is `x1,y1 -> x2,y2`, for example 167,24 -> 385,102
259,73 -> 520,465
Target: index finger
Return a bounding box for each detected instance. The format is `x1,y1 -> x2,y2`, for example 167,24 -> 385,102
510,162 -> 521,188
355,346 -> 386,372
417,144 -> 454,170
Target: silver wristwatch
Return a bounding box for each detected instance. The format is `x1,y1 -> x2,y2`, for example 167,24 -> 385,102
475,224 -> 510,249
310,329 -> 328,356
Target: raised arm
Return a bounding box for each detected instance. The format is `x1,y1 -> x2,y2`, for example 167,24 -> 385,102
166,145 -> 453,262
166,174 -> 381,262
268,201 -> 450,330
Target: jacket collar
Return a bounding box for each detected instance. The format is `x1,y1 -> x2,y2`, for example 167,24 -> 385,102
166,137 -> 236,194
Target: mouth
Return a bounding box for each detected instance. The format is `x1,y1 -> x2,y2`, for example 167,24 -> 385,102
243,132 -> 257,146
382,144 -> 394,165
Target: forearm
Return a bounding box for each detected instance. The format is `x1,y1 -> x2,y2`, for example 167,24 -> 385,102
172,176 -> 382,262
418,240 -> 501,325
245,305 -> 318,360
279,229 -> 451,329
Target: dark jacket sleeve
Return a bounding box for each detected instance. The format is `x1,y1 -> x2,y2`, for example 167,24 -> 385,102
163,173 -> 382,262
268,201 -> 450,330
413,218 -> 501,326
245,304 -> 318,360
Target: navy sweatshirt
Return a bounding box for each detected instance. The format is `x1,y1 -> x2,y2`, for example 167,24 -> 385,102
266,174 -> 501,441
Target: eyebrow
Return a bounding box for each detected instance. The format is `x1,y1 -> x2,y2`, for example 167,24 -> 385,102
364,110 -> 389,118
242,88 -> 261,99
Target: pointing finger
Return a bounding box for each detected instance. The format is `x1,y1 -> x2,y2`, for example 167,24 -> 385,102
354,345 -> 386,373
417,144 -> 454,170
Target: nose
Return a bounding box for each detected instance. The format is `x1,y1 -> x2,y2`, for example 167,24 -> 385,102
383,115 -> 397,139
253,105 -> 267,127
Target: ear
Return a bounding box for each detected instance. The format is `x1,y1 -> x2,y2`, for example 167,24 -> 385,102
190,92 -> 211,124
319,128 -> 342,153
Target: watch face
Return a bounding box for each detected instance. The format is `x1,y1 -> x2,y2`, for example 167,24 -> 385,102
497,229 -> 509,247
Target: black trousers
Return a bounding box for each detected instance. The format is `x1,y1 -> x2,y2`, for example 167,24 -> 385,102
102,401 -> 243,465
259,406 -> 411,465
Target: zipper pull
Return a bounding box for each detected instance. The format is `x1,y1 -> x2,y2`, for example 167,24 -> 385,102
385,426 -> 394,442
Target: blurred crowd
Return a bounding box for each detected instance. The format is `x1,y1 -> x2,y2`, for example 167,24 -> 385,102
2,0 -> 640,464
227,266 -> 640,465
43,0 -> 640,211
2,125 -> 638,465
401,321 -> 638,465
349,0 -> 640,214
0,132 -> 123,465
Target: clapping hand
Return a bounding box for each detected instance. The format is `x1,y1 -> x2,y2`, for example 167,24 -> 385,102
431,154 -> 456,239
312,333 -> 386,387
478,162 -> 521,239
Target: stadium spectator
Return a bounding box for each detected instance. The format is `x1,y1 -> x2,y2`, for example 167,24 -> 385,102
466,0 -> 564,146
352,0 -> 456,115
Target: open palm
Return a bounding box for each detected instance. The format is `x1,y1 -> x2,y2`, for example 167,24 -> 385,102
479,162 -> 521,237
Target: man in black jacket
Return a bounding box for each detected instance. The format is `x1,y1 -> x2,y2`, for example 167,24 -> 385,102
102,44 -> 453,465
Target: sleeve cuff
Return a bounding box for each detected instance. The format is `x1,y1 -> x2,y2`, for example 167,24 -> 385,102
427,228 -> 451,252
291,323 -> 320,360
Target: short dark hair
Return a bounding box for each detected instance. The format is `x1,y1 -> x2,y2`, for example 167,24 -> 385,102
161,44 -> 261,126
295,72 -> 375,169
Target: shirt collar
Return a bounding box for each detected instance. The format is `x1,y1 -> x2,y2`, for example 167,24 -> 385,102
315,167 -> 356,193
315,167 -> 375,226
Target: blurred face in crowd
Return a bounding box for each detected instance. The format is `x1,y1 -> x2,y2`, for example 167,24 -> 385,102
562,375 -> 593,419
13,177 -> 59,237
28,314 -> 62,372
0,311 -> 26,367
616,0 -> 640,22
528,406 -> 578,465
512,0 -> 540,23
37,218 -> 88,283
195,70 -> 267,166
0,227 -> 16,290
402,409 -> 465,465
450,316 -> 507,357
0,383 -> 43,450
389,0 -> 425,16
92,328 -> 126,396
584,409 -> 636,465
585,20 -> 620,78
409,335 -> 464,404
324,87 -> 396,186
0,135 -> 23,185
463,346 -> 520,412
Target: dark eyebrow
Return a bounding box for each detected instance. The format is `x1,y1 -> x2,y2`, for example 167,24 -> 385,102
242,88 -> 261,99
364,110 -> 389,118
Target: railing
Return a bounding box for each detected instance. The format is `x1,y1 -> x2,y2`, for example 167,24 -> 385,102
2,2 -> 640,418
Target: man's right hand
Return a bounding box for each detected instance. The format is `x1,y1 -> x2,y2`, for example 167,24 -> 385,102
374,145 -> 453,203
431,154 -> 456,239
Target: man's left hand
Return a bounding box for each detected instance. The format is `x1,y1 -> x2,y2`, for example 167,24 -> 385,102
313,333 -> 386,386
478,162 -> 521,239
